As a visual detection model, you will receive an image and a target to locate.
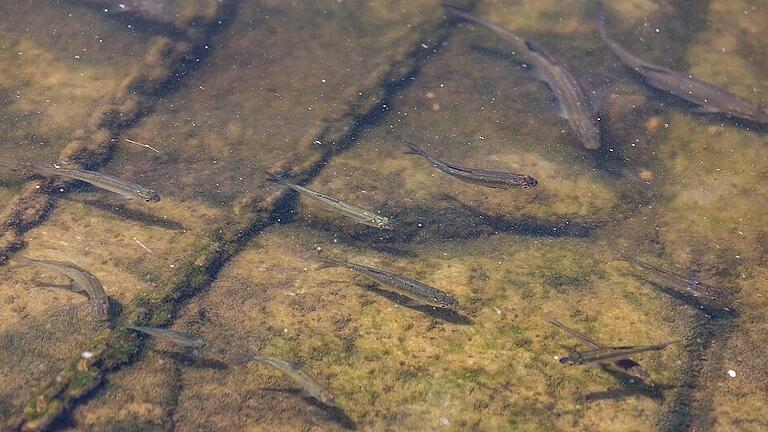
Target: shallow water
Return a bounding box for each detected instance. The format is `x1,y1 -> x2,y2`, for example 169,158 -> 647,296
1,1 -> 767,431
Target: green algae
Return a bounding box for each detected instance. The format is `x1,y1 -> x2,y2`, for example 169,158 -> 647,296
1,0 -> 767,431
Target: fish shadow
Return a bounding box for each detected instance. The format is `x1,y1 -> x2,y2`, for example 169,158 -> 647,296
157,350 -> 230,370
639,277 -> 738,320
302,220 -> 416,257
584,367 -> 675,402
105,296 -> 124,325
250,387 -> 357,430
72,196 -> 187,231
705,112 -> 768,134
361,284 -> 473,325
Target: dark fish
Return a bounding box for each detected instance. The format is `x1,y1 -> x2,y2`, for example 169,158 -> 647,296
614,250 -> 729,306
569,342 -> 675,365
546,318 -> 651,380
6,159 -> 160,202
14,256 -> 110,320
249,355 -> 336,407
402,141 -> 537,189
126,325 -> 208,349
597,4 -> 768,125
320,257 -> 459,309
444,5 -> 601,149
266,172 -> 392,229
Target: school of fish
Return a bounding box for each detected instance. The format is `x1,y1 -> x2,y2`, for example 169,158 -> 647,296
2,0 -> 762,427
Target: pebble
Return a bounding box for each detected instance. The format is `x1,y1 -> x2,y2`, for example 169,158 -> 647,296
727,370 -> 736,378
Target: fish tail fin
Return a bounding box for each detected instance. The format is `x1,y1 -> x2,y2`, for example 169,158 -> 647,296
611,248 -> 639,265
247,355 -> 269,365
125,325 -> 150,336
401,140 -> 427,156
314,253 -> 343,270
442,4 -> 473,21
594,0 -> 615,45
595,0 -> 607,26
543,316 -> 566,329
656,340 -> 680,350
264,171 -> 293,187
10,255 -> 33,267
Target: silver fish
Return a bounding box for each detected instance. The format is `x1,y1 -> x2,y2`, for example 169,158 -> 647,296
321,257 -> 459,309
266,172 -> 391,229
15,256 -> 110,320
126,325 -> 208,349
249,355 -> 336,406
597,4 -> 768,125
546,318 -> 651,380
402,141 -> 537,189
15,160 -> 160,202
445,5 -> 601,149
569,342 -> 675,365
614,250 -> 729,307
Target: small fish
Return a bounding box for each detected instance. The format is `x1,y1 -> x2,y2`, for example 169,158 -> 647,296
14,256 -> 110,320
125,325 -> 208,349
546,318 -> 651,380
568,342 -> 675,365
10,160 -> 160,202
614,250 -> 729,305
266,172 -> 391,229
402,141 -> 537,189
444,5 -> 601,149
597,4 -> 768,125
249,355 -> 336,407
321,257 -> 459,309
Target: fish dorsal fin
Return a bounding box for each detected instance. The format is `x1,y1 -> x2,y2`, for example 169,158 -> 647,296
553,98 -> 569,119
691,104 -> 722,114
636,62 -> 677,76
524,40 -> 560,65
525,64 -> 548,82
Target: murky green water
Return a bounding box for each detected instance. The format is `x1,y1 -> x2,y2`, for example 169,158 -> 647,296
1,1 -> 767,431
